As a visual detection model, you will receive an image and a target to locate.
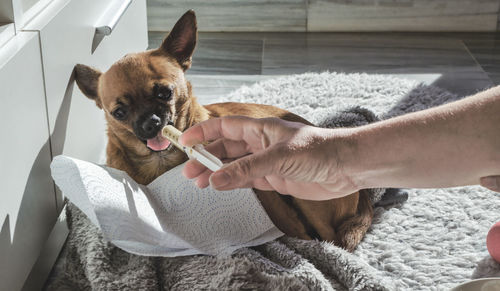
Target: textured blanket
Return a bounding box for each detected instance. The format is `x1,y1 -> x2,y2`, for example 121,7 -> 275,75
46,72 -> 500,290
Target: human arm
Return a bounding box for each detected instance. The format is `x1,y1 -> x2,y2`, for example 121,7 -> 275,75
179,86 -> 500,200
345,85 -> 500,191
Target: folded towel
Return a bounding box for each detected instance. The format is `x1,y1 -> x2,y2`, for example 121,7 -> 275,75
50,155 -> 283,256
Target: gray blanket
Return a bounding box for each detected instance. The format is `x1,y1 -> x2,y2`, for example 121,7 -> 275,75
47,202 -> 394,290
46,72 -> 500,290
46,106 -> 392,291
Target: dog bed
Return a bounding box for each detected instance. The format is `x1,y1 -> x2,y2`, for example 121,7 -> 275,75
45,72 -> 500,290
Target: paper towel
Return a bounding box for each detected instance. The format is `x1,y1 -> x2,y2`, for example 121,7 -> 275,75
50,155 -> 283,256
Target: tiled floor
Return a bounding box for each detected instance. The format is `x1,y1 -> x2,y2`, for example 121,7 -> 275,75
460,33 -> 500,85
149,32 -> 500,105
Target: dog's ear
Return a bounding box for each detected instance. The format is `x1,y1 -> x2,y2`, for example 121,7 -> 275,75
74,64 -> 102,108
160,10 -> 197,71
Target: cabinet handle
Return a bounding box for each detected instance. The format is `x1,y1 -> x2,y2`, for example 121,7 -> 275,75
95,0 -> 132,35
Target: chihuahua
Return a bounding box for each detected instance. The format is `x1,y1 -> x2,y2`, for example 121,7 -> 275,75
74,10 -> 373,251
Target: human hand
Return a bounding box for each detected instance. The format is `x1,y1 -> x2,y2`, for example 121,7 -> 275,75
179,116 -> 359,200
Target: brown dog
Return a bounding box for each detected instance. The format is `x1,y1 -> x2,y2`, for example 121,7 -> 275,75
74,10 -> 372,251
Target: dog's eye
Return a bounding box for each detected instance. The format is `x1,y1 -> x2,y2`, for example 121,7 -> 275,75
154,84 -> 173,101
112,107 -> 127,120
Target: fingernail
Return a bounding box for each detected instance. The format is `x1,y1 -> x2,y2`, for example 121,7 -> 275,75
481,177 -> 498,190
210,171 -> 231,189
178,133 -> 190,145
178,136 -> 187,146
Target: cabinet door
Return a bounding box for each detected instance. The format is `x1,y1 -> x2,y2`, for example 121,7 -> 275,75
0,32 -> 57,291
25,0 -> 147,163
24,0 -> 148,209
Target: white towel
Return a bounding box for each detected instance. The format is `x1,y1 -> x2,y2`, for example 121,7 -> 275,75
50,155 -> 283,257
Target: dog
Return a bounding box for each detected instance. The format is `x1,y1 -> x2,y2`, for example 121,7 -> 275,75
74,10 -> 373,251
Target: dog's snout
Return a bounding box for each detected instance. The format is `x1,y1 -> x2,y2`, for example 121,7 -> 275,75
141,114 -> 162,137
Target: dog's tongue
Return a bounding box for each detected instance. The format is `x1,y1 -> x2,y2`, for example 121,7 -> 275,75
147,135 -> 171,151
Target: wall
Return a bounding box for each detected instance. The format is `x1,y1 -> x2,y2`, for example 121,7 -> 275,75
147,0 -> 500,32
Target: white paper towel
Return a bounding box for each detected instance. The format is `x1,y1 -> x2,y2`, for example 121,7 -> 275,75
50,155 -> 283,257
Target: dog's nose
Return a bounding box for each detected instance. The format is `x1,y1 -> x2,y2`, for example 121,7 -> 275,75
142,114 -> 162,136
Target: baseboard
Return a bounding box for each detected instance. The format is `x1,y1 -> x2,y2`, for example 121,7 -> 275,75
21,206 -> 68,291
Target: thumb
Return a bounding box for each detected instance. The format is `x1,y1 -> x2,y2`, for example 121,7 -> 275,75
480,176 -> 500,192
209,149 -> 280,190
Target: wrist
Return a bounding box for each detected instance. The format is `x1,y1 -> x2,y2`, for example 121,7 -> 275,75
320,127 -> 364,190
329,125 -> 394,190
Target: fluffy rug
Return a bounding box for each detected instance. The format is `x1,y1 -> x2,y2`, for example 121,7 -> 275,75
46,72 -> 500,290
228,72 -> 500,289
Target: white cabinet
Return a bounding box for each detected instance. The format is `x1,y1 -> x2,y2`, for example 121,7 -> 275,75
0,0 -> 148,289
0,23 -> 15,47
25,0 -> 148,164
25,0 -> 148,209
0,31 -> 56,291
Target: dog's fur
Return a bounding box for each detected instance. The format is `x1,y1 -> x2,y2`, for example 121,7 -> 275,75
74,10 -> 373,251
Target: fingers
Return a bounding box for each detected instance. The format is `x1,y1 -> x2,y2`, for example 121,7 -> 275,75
204,138 -> 251,160
179,116 -> 263,147
194,169 -> 212,188
182,159 -> 207,179
209,148 -> 280,190
182,138 -> 252,181
183,158 -> 275,191
180,116 -> 312,193
179,118 -> 222,147
480,175 -> 500,192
